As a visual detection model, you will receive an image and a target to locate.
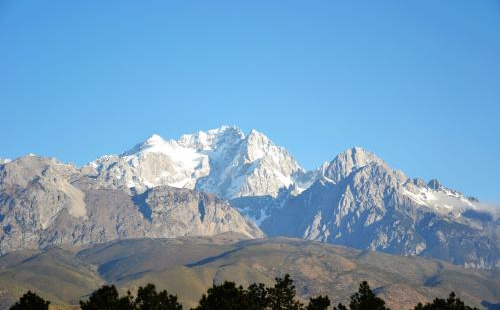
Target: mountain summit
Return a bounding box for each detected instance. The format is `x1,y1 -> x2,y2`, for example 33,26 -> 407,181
0,126 -> 498,269
0,154 -> 263,254
86,126 -> 311,199
321,147 -> 388,183
261,146 -> 499,269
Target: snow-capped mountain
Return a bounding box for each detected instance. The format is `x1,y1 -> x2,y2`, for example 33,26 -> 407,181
261,147 -> 499,269
0,127 -> 498,269
85,126 -> 314,199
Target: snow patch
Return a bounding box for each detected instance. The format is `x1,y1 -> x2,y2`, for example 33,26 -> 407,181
88,126 -> 314,199
403,186 -> 477,214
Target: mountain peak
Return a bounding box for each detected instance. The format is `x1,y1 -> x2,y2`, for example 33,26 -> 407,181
128,126 -> 246,156
341,146 -> 377,158
427,179 -> 442,190
210,124 -> 243,134
199,125 -> 244,140
248,128 -> 264,136
246,129 -> 271,145
337,147 -> 386,167
322,147 -> 386,183
145,134 -> 165,145
123,134 -> 170,156
178,125 -> 245,150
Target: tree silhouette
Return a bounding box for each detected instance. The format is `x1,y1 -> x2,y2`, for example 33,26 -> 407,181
349,281 -> 389,310
10,291 -> 50,310
136,283 -> 183,310
333,281 -> 389,310
333,304 -> 348,310
80,284 -> 134,310
306,295 -> 331,310
413,292 -> 479,310
15,277 -> 482,310
267,274 -> 302,310
191,281 -> 245,310
244,283 -> 269,310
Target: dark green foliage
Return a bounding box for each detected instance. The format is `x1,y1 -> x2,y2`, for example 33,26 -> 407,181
191,274 -> 302,310
267,274 -> 303,310
333,304 -> 348,310
10,291 -> 50,310
13,276 -> 480,310
333,281 -> 388,310
136,283 -> 183,310
191,281 -> 246,310
306,295 -> 330,310
348,281 -> 389,310
80,285 -> 134,310
80,284 -> 182,310
413,292 -> 480,310
244,283 -> 269,310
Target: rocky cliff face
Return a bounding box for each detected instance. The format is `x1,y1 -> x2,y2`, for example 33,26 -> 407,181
84,126 -> 312,199
0,127 -> 498,269
0,156 -> 263,254
260,148 -> 499,269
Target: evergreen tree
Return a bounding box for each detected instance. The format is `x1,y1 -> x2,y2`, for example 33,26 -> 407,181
348,281 -> 389,310
192,281 -> 245,310
333,304 -> 348,310
136,283 -> 183,310
244,283 -> 269,310
80,284 -> 134,310
267,274 -> 303,310
306,295 -> 330,310
413,292 -> 479,310
333,281 -> 388,310
10,291 -> 50,310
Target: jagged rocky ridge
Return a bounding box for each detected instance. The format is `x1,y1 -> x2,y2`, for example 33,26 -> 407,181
261,147 -> 499,269
85,126 -> 315,199
0,126 -> 498,269
0,156 -> 263,254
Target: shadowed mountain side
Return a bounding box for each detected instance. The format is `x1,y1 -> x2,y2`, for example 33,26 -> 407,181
0,155 -> 264,254
1,139 -> 498,270
0,236 -> 499,310
76,236 -> 241,282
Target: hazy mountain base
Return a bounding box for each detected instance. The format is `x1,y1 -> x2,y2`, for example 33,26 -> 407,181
0,236 -> 498,310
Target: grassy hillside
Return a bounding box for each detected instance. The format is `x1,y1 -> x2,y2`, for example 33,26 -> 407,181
0,236 -> 498,310
0,248 -> 103,309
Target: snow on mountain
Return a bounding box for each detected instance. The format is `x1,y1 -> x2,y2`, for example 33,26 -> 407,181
1,128 -> 497,268
0,155 -> 263,254
83,129 -> 490,231
318,147 -> 483,215
86,133 -> 210,192
402,179 -> 479,214
260,147 -> 499,269
195,128 -> 313,198
0,158 -> 11,164
85,126 -> 312,199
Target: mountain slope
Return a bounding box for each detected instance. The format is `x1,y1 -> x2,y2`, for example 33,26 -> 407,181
84,126 -> 313,199
260,147 -> 499,269
0,248 -> 103,309
0,156 -> 263,253
0,237 -> 499,310
0,127 -> 498,270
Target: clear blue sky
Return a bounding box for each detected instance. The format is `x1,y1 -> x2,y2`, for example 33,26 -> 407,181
1,0 -> 499,202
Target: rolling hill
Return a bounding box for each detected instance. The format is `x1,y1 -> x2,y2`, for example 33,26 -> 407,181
0,235 -> 498,310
